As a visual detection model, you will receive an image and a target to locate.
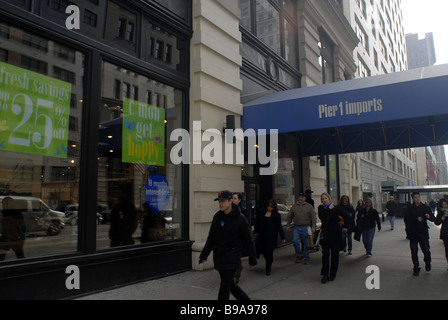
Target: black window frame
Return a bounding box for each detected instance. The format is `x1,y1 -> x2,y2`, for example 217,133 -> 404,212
0,0 -> 191,262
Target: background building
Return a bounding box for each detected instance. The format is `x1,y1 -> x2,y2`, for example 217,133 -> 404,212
406,32 -> 436,69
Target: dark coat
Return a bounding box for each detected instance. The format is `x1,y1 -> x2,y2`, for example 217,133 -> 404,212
254,207 -> 285,255
338,204 -> 355,233
200,204 -> 257,270
318,205 -> 347,250
404,203 -> 435,240
385,200 -> 398,217
435,207 -> 448,241
356,207 -> 381,231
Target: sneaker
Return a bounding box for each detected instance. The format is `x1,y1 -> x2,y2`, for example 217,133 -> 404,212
321,276 -> 328,284
425,263 -> 431,272
295,257 -> 303,263
413,268 -> 421,276
348,251 -> 352,255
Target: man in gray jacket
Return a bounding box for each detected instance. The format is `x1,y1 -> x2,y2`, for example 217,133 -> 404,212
287,193 -> 317,264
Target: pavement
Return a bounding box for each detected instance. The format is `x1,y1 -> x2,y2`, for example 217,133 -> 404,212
77,218 -> 448,300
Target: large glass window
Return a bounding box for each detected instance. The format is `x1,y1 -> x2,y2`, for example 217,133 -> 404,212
256,0 -> 280,55
238,0 -> 298,70
0,22 -> 84,261
319,31 -> 335,84
97,61 -> 183,250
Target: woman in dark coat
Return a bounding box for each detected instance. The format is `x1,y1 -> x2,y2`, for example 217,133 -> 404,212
318,193 -> 348,283
337,195 -> 355,255
435,198 -> 448,270
356,198 -> 381,257
254,200 -> 285,275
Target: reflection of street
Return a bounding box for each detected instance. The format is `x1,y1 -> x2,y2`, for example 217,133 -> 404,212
2,222 -> 180,261
3,225 -> 78,261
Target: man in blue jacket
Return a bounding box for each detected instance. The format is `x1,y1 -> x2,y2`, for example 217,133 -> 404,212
199,190 -> 257,300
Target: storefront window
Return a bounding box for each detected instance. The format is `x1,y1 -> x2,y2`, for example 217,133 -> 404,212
0,22 -> 84,261
97,61 -> 183,250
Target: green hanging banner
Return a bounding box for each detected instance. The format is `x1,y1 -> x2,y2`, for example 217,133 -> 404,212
0,62 -> 72,158
122,98 -> 165,166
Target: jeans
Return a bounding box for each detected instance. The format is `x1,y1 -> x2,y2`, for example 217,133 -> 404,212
342,232 -> 353,252
362,227 -> 376,255
293,226 -> 310,260
389,216 -> 396,230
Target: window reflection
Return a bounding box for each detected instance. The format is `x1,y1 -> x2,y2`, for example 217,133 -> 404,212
0,22 -> 84,261
97,61 -> 183,250
256,0 -> 281,55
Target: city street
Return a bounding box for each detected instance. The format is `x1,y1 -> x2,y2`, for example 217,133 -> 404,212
78,218 -> 448,300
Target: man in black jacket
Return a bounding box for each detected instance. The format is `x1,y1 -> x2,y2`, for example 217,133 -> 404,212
404,192 -> 435,276
385,195 -> 398,230
199,190 -> 257,300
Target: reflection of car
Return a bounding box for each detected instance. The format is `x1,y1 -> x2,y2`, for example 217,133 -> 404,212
0,196 -> 65,236
277,204 -> 292,226
64,204 -> 103,225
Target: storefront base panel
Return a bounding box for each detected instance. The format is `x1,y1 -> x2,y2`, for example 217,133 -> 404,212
0,241 -> 193,300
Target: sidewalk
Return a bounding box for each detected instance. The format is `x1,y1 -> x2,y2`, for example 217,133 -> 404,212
78,218 -> 448,300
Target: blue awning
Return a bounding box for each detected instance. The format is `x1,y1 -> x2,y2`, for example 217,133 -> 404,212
242,64 -> 448,156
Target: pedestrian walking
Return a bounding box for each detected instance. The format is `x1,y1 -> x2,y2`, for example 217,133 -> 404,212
318,193 -> 348,283
305,189 -> 315,208
232,192 -> 249,284
199,190 -> 257,300
254,200 -> 286,275
404,192 -> 435,276
355,199 -> 365,215
286,192 -> 316,265
385,195 -> 398,230
355,198 -> 381,257
435,198 -> 448,271
337,195 -> 355,255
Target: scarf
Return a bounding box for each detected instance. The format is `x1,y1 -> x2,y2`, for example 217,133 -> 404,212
323,202 -> 333,209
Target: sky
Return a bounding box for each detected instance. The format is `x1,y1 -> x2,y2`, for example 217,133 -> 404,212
401,0 -> 448,65
400,1 -> 448,161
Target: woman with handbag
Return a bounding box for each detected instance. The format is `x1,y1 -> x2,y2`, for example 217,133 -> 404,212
356,198 -> 381,257
254,200 -> 286,275
318,193 -> 348,283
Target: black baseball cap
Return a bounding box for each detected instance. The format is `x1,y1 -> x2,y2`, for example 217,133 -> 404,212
298,192 -> 306,197
214,190 -> 233,201
305,189 -> 313,195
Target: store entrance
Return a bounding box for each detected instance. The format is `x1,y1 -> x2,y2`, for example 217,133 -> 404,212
243,175 -> 272,226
